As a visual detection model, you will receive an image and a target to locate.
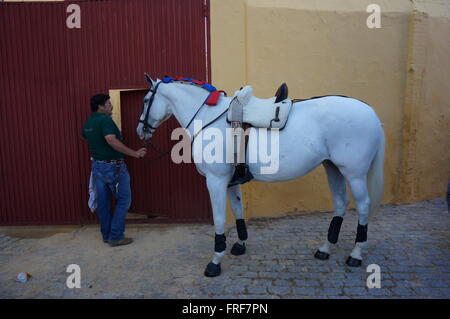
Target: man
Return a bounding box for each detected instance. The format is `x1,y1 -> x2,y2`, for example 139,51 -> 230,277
82,94 -> 147,247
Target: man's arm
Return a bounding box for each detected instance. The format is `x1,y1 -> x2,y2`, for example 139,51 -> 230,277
104,134 -> 147,158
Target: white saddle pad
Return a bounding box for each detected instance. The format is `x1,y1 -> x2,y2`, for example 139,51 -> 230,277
227,86 -> 292,129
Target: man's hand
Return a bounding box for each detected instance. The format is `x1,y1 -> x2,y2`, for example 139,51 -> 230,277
134,148 -> 147,158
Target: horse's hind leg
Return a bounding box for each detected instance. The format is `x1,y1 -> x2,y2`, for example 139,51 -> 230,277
204,175 -> 229,277
345,176 -> 371,267
315,160 -> 349,260
227,185 -> 247,256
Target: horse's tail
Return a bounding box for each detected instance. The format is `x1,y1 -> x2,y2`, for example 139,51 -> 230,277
367,127 -> 385,217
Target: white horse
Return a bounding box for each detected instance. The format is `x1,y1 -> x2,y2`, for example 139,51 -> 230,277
137,75 -> 385,277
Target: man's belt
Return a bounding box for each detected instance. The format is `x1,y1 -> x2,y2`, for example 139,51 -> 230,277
94,159 -> 124,164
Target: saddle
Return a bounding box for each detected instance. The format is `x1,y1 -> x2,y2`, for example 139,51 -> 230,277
227,83 -> 292,129
226,83 -> 291,187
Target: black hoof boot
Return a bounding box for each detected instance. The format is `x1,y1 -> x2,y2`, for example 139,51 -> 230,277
346,256 -> 362,267
314,250 -> 330,260
230,242 -> 246,256
204,262 -> 221,277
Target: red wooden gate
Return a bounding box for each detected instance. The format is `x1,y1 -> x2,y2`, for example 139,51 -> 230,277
0,0 -> 212,225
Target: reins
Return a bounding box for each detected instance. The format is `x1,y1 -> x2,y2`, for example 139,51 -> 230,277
141,138 -> 172,163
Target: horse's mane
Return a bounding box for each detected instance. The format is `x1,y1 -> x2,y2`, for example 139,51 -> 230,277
161,76 -> 226,106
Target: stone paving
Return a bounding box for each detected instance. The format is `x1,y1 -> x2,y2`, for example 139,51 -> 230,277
0,197 -> 449,299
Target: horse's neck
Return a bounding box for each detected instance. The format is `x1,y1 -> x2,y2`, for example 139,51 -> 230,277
164,84 -> 232,137
164,84 -> 208,129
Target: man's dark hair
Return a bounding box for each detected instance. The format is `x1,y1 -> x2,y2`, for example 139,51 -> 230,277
90,94 -> 110,112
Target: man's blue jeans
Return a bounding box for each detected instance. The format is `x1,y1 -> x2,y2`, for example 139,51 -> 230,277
92,161 -> 131,242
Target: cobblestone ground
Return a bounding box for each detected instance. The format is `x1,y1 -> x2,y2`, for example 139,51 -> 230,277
0,197 -> 449,299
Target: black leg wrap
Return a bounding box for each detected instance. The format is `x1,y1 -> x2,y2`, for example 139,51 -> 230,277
327,216 -> 343,244
355,224 -> 368,243
236,219 -> 248,241
215,233 -> 226,252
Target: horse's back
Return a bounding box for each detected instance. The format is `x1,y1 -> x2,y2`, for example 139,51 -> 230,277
292,95 -> 381,124
289,96 -> 383,172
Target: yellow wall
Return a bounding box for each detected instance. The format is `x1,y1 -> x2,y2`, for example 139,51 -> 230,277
211,0 -> 450,219
398,0 -> 450,202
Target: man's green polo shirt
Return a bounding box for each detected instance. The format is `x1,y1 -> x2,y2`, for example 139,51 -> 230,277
81,112 -> 125,160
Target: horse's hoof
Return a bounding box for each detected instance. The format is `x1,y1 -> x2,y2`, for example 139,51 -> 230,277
204,262 -> 221,277
346,256 -> 362,267
314,250 -> 330,260
231,242 -> 246,256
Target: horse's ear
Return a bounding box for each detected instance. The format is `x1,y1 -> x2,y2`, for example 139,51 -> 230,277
144,73 -> 155,88
275,83 -> 288,103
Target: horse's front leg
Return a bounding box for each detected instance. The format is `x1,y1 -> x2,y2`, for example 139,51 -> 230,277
227,185 -> 247,256
204,174 -> 229,277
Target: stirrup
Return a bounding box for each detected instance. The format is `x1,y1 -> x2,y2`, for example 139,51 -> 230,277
228,164 -> 254,187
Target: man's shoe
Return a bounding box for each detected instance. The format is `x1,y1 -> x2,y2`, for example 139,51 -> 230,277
228,164 -> 254,187
109,237 -> 133,247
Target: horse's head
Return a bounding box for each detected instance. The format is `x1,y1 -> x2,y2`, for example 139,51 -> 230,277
137,73 -> 173,140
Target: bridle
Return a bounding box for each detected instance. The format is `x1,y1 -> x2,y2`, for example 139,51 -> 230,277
138,80 -> 228,162
139,80 -> 163,134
